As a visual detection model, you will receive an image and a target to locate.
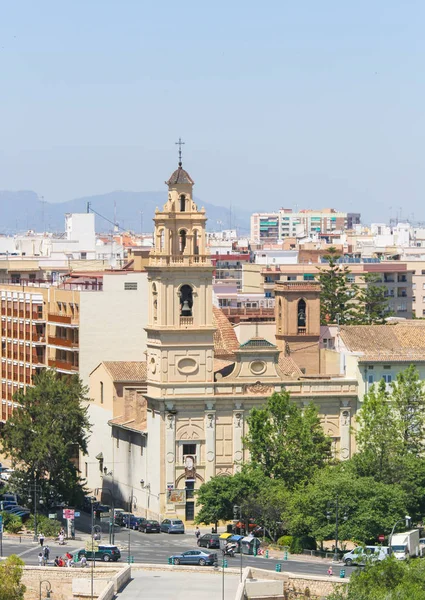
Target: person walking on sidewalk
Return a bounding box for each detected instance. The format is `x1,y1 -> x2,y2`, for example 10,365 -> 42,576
195,526 -> 201,542
38,552 -> 44,567
39,532 -> 45,547
327,566 -> 333,577
43,545 -> 50,564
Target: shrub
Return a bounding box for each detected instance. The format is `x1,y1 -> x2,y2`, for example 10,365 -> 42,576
32,514 -> 62,537
1,512 -> 23,534
290,536 -> 316,554
277,535 -> 293,548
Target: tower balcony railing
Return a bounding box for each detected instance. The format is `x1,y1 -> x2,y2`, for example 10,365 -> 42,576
180,316 -> 194,326
149,254 -> 211,266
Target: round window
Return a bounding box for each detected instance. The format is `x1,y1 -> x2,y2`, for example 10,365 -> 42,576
250,360 -> 266,375
177,357 -> 198,375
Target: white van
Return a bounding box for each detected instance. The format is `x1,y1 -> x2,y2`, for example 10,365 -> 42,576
343,545 -> 390,566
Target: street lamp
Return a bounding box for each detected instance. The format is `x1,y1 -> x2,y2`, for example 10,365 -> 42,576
326,495 -> 348,562
127,493 -> 138,564
29,473 -> 43,542
389,516 -> 411,554
233,505 -> 243,582
96,487 -> 115,544
39,580 -> 52,600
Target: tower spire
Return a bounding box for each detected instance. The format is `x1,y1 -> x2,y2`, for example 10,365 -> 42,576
175,137 -> 185,167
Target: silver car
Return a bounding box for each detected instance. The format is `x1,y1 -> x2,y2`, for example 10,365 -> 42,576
160,518 -> 185,534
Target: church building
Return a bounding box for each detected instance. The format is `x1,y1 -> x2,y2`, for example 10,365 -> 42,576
86,159 -> 358,521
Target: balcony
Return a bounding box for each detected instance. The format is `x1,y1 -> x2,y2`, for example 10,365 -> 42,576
48,336 -> 79,348
48,359 -> 79,372
48,313 -> 78,325
179,317 -> 194,327
149,254 -> 211,267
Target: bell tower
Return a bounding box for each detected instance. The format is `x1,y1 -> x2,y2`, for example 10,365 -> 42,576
145,158 -> 215,398
274,281 -> 321,374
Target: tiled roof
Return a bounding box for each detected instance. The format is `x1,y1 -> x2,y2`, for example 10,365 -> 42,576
213,307 -> 239,359
240,338 -> 276,349
108,416 -> 146,433
166,165 -> 194,185
278,353 -> 303,378
103,361 -> 147,382
340,322 -> 425,363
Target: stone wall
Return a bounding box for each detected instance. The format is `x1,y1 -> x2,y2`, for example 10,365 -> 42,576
21,565 -> 122,600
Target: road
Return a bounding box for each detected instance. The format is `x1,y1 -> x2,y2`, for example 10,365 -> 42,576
0,526 -> 356,578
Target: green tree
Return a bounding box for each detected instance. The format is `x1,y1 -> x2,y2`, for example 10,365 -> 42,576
354,379 -> 402,482
356,272 -> 392,324
391,365 -> 425,454
317,247 -> 358,325
195,467 -> 289,540
243,391 -> 332,488
328,556 -> 425,600
288,464 -> 409,547
1,370 -> 91,507
0,555 -> 26,600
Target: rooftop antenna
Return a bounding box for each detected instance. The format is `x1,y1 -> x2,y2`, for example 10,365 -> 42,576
175,137 -> 185,166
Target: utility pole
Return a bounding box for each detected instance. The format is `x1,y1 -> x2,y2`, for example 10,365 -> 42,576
234,505 -> 243,582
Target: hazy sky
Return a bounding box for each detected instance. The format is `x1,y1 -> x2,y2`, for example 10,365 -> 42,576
0,1 -> 424,223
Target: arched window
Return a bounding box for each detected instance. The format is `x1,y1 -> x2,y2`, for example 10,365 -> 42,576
298,299 -> 306,329
159,229 -> 165,251
180,195 -> 186,212
152,283 -> 158,321
180,285 -> 193,317
179,229 -> 187,253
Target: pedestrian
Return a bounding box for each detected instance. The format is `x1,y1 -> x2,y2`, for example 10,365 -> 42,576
39,532 -> 45,547
58,557 -> 65,567
327,566 -> 333,577
195,526 -> 201,541
58,533 -> 65,545
54,556 -> 60,567
38,552 -> 44,567
66,552 -> 73,567
43,545 -> 50,564
80,555 -> 87,568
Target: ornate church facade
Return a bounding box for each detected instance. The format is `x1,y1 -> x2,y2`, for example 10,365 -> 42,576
87,160 -> 358,521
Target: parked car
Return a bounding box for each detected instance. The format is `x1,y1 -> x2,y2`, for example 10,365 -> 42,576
343,546 -> 390,566
0,468 -> 14,481
140,519 -> 160,533
125,515 -> 145,530
78,544 -> 121,562
197,534 -> 220,549
160,519 -> 185,534
169,549 -> 218,566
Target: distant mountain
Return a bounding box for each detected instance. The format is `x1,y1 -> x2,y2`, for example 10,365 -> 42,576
0,190 -> 252,235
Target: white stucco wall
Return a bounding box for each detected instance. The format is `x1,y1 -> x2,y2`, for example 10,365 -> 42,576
78,272 -> 148,386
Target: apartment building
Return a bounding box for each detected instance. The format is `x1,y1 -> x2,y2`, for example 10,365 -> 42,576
250,208 -> 351,243
242,261 -> 413,319
0,271 -> 148,423
250,213 -> 280,244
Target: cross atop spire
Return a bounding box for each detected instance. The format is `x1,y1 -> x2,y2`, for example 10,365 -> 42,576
175,137 -> 185,166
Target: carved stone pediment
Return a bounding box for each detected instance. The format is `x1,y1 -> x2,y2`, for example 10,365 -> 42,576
245,381 -> 272,395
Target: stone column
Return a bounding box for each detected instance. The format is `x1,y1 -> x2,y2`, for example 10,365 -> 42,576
204,403 -> 216,481
165,404 -> 176,494
233,404 -> 244,473
339,401 -> 351,460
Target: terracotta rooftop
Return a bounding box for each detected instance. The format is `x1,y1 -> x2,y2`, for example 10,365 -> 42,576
278,352 -> 303,378
108,416 -> 146,434
166,164 -> 194,186
340,322 -> 425,362
212,307 -> 239,360
103,361 -> 147,382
